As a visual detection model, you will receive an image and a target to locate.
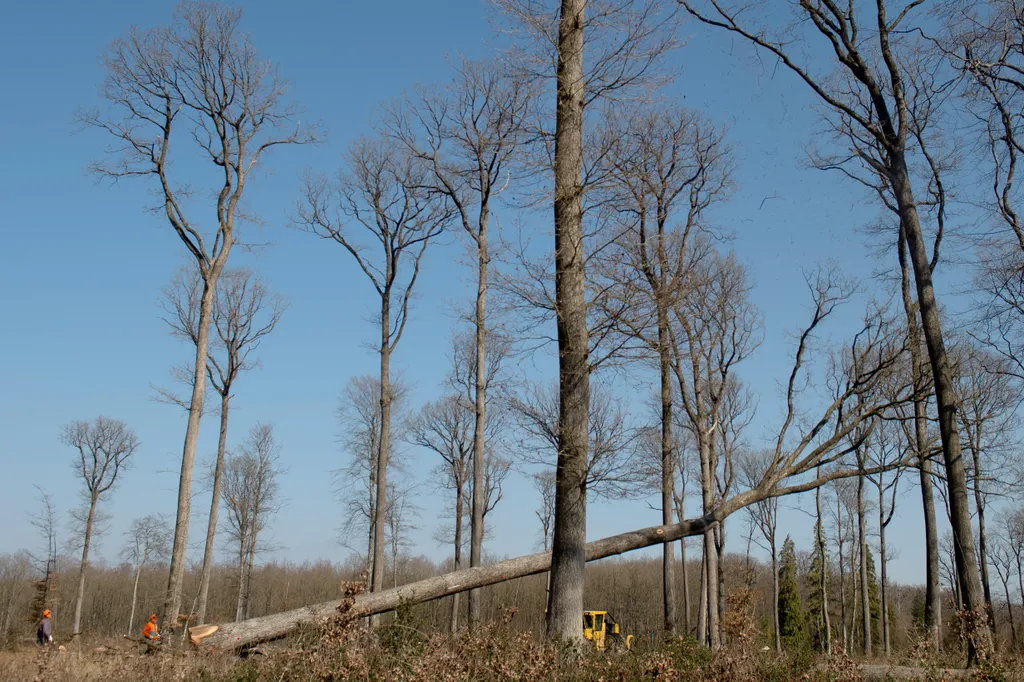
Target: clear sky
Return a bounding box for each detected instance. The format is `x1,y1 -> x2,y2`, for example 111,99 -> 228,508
0,0 -> 980,587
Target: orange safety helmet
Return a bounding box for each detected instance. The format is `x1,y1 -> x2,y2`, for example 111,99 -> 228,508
42,609 -> 51,618
149,614 -> 158,622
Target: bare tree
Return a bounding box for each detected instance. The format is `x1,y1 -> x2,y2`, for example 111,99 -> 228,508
867,421 -> 904,657
408,395 -> 473,632
121,515 -> 170,634
491,0 -> 680,642
335,375 -> 410,578
384,483 -> 421,590
78,2 -> 316,629
27,487 -> 59,627
61,417 -> 139,636
222,423 -> 282,621
159,265 -> 286,624
954,341 -> 1023,646
533,470 -> 558,552
669,246 -> 761,647
195,267 -> 919,651
386,61 -> 532,628
741,450 -> 781,652
896,225 -> 943,650
678,0 -> 989,662
508,381 -> 644,498
299,138 -> 451,600
600,100 -> 730,634
990,532 -> 1019,649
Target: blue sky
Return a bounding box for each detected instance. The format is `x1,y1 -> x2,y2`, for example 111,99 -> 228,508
0,0 -> 979,587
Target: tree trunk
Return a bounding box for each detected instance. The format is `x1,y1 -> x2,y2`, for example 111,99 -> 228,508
191,513 -> 718,650
244,533 -> 256,620
971,445 -> 998,649
716,521 -> 725,645
772,541 -> 781,653
878,478 -> 890,657
700,439 -> 721,648
452,481 -> 464,634
1003,577 -> 1017,649
697,549 -> 708,644
892,158 -> 988,662
659,332 -> 677,634
899,229 -> 942,652
72,496 -> 98,635
858,467 -> 872,657
816,479 -> 831,655
680,538 -> 691,634
235,543 -> 246,622
468,205 -> 489,630
197,390 -> 231,625
546,0 -> 590,644
129,564 -> 143,635
164,273 -> 218,629
838,498 -> 848,652
371,299 -> 393,599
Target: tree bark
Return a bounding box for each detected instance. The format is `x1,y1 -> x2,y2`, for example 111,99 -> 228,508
659,329 -> 677,634
164,273 -> 218,628
700,438 -> 721,648
372,299 -> 393,597
197,391 -> 231,625
772,540 -> 781,653
129,565 -> 142,635
817,483 -> 831,655
546,0 -> 590,644
72,496 -> 98,635
697,549 -> 708,644
452,479 -> 464,634
235,543 -> 246,623
878,478 -> 890,657
892,159 -> 989,662
468,204 -> 489,629
837,497 -> 848,652
970,442 -> 998,649
680,538 -> 691,634
858,466 -> 872,657
899,227 -> 942,651
192,514 -> 715,650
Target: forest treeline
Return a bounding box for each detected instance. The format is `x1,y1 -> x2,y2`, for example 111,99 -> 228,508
7,0 -> 1024,669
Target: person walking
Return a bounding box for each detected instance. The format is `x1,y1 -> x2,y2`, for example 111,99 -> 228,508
36,609 -> 53,646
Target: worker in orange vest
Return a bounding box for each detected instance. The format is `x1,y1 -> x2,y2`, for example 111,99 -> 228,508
37,609 -> 53,646
142,614 -> 160,642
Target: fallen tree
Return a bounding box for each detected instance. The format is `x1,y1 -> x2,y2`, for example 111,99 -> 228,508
191,271 -> 915,651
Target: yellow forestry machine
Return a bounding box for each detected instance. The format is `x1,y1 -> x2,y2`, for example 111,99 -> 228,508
582,610 -> 634,651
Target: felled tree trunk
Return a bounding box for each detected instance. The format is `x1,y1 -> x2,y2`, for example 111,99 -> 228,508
191,516 -> 714,650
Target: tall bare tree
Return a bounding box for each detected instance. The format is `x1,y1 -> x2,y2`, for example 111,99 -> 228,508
867,422 -> 904,657
62,418 -> 139,636
409,395 -> 473,632
601,100 -> 729,634
299,138 -> 451,600
492,0 -> 679,641
335,375 -> 410,580
897,225 -> 943,650
222,423 -> 283,621
79,2 -> 316,629
27,487 -> 59,625
953,342 -> 1022,646
679,0 -> 988,661
741,450 -> 781,652
121,515 -> 170,635
669,246 -> 761,647
508,381 -> 644,498
159,265 -> 286,624
387,62 -> 531,628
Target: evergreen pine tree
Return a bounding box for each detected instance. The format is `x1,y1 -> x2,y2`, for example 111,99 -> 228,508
779,535 -> 805,646
806,535 -> 831,650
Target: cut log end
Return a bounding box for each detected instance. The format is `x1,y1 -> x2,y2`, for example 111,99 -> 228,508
189,624 -> 219,647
